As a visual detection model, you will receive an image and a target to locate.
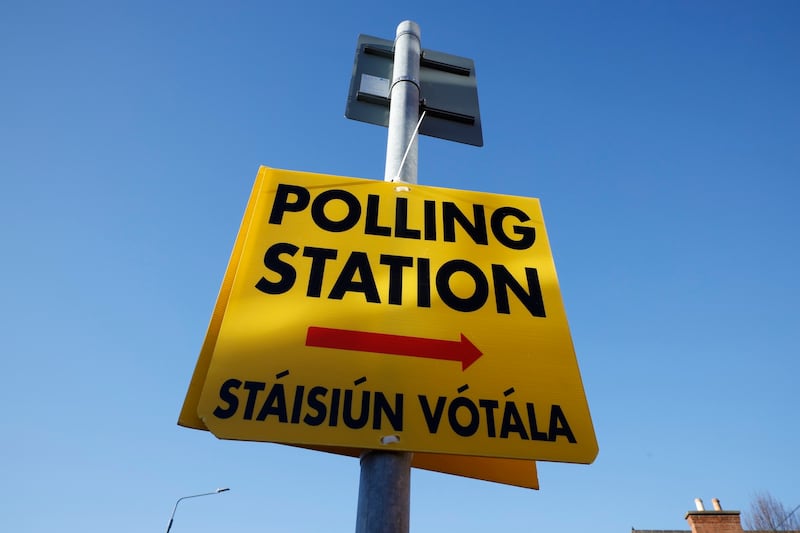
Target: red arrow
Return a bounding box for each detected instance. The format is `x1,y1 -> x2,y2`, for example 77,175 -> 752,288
305,326 -> 483,371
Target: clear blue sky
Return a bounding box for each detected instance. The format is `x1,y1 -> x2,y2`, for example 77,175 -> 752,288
2,1 -> 798,532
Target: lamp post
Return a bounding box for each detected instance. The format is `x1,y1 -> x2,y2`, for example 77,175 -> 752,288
165,487 -> 230,533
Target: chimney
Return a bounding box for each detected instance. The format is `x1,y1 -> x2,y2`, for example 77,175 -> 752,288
686,498 -> 744,533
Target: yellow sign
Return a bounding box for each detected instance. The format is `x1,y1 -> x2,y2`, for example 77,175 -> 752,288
180,166 -> 596,486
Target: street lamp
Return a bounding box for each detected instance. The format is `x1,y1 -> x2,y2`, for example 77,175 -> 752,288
165,487 -> 230,533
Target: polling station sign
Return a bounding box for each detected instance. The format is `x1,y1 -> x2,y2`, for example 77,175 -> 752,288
179,166 -> 596,473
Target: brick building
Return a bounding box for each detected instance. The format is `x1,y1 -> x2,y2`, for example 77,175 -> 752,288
633,498 -> 800,533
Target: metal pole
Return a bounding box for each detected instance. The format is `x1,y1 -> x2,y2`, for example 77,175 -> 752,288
383,20 -> 421,185
165,488 -> 229,533
355,20 -> 420,533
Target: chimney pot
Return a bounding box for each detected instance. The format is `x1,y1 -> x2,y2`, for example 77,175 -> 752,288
712,498 -> 722,511
695,498 -> 705,511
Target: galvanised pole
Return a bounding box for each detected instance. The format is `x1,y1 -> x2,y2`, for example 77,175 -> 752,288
355,19 -> 421,533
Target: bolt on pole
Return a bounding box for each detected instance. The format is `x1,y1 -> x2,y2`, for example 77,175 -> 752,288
355,20 -> 420,533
